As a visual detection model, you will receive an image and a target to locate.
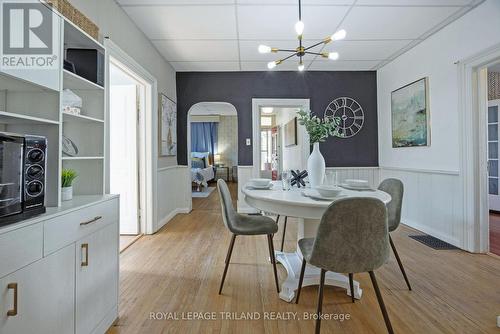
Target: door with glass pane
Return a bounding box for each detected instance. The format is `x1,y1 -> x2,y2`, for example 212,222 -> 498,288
488,100 -> 500,211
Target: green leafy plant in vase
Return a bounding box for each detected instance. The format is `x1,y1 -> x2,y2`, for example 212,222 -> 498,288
61,168 -> 78,201
297,109 -> 342,187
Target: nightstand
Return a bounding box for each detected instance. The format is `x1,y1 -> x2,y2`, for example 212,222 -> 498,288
215,166 -> 230,181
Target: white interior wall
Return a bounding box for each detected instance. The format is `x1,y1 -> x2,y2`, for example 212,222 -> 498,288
69,0 -> 189,232
377,0 -> 500,249
218,116 -> 238,168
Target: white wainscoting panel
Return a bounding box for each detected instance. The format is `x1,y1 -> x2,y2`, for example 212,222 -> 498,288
156,165 -> 191,232
326,167 -> 380,188
237,166 -> 259,213
380,167 -> 462,248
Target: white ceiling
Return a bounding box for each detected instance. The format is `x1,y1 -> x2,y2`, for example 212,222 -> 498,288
116,0 -> 484,72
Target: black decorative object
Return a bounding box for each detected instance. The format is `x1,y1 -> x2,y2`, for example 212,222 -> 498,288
291,170 -> 308,188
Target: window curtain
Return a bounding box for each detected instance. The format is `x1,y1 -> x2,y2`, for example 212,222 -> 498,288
191,122 -> 218,156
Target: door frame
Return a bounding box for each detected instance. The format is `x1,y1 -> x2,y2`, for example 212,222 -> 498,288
186,102 -> 238,211
105,39 -> 158,235
459,42 -> 500,252
251,98 -> 310,179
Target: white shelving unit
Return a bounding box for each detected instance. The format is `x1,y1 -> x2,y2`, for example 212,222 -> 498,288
0,8 -> 107,207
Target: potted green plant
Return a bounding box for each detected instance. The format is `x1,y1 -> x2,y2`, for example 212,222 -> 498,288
297,109 -> 341,187
61,168 -> 78,201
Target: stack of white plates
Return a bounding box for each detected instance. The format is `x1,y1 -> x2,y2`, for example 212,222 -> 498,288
247,178 -> 273,190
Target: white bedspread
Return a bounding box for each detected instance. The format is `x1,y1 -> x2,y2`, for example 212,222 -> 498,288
191,167 -> 215,188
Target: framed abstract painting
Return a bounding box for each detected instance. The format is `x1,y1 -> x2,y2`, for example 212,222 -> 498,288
391,77 -> 430,148
159,93 -> 177,156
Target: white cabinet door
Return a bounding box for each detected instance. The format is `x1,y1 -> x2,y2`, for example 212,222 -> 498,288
0,244 -> 75,334
76,223 -> 119,334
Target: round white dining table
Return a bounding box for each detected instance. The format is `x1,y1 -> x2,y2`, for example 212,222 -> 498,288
242,182 -> 391,302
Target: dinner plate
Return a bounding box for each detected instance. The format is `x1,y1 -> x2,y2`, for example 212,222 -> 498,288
339,183 -> 374,191
246,183 -> 273,190
302,189 -> 345,201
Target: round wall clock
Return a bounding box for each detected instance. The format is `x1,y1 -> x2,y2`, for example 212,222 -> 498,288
324,97 -> 364,138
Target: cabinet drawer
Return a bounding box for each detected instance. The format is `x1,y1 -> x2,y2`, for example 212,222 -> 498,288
44,198 -> 119,256
0,224 -> 43,279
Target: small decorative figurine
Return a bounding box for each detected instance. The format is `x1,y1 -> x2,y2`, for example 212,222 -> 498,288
291,169 -> 308,188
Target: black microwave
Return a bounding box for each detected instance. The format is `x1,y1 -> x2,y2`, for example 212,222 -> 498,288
0,132 -> 47,226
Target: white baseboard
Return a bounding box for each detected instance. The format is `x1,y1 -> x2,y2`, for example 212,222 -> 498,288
402,219 -> 461,248
156,207 -> 191,232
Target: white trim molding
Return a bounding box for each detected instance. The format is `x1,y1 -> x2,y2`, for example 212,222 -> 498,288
458,42 -> 500,252
105,38 -> 158,235
251,98 -> 310,180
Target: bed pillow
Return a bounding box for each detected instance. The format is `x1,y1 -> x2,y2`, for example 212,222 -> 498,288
192,152 -> 211,166
192,157 -> 205,169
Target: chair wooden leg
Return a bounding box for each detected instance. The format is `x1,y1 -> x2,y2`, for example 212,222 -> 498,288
295,258 -> 307,304
219,234 -> 236,294
389,235 -> 412,291
369,271 -> 394,334
267,234 -> 280,293
280,216 -> 288,252
349,273 -> 355,303
315,269 -> 327,334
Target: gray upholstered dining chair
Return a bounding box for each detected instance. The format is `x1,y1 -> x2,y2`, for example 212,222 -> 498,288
216,179 -> 280,294
295,197 -> 394,334
378,178 -> 412,291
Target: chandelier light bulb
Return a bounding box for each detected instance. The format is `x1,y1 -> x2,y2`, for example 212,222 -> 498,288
267,61 -> 277,69
328,52 -> 339,60
298,63 -> 305,71
331,29 -> 346,41
258,44 -> 272,54
295,20 -> 304,36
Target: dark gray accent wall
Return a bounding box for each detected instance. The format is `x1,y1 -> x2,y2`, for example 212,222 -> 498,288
176,71 -> 378,167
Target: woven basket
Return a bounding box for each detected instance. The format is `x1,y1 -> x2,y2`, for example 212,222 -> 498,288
46,0 -> 99,41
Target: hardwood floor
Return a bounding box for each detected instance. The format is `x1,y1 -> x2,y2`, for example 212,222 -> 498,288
489,212 -> 500,256
109,182 -> 500,334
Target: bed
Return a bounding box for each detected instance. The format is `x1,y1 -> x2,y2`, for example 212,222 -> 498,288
191,152 -> 215,191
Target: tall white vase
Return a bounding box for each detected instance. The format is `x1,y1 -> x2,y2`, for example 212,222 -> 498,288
307,142 -> 325,188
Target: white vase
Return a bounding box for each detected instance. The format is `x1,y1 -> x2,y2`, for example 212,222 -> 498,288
61,186 -> 73,201
307,142 -> 326,188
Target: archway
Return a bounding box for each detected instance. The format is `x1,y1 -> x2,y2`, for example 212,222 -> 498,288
187,102 -> 238,210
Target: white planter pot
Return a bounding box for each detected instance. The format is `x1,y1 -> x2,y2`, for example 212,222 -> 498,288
61,186 -> 73,201
307,142 -> 325,188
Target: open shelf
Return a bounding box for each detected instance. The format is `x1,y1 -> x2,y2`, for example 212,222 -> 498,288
0,111 -> 60,125
62,156 -> 104,161
63,70 -> 104,91
63,112 -> 104,123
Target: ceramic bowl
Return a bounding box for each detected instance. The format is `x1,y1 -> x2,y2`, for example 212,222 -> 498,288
249,178 -> 271,187
315,185 -> 342,198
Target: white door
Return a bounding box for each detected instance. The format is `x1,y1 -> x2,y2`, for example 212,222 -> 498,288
488,100 -> 500,211
110,83 -> 139,234
75,224 -> 119,334
0,245 -> 75,334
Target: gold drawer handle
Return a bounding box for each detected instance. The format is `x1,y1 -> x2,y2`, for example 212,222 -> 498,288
80,216 -> 102,226
81,243 -> 89,267
7,283 -> 17,316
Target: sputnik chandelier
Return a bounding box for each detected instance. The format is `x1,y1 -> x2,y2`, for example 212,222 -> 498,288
258,0 -> 346,71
